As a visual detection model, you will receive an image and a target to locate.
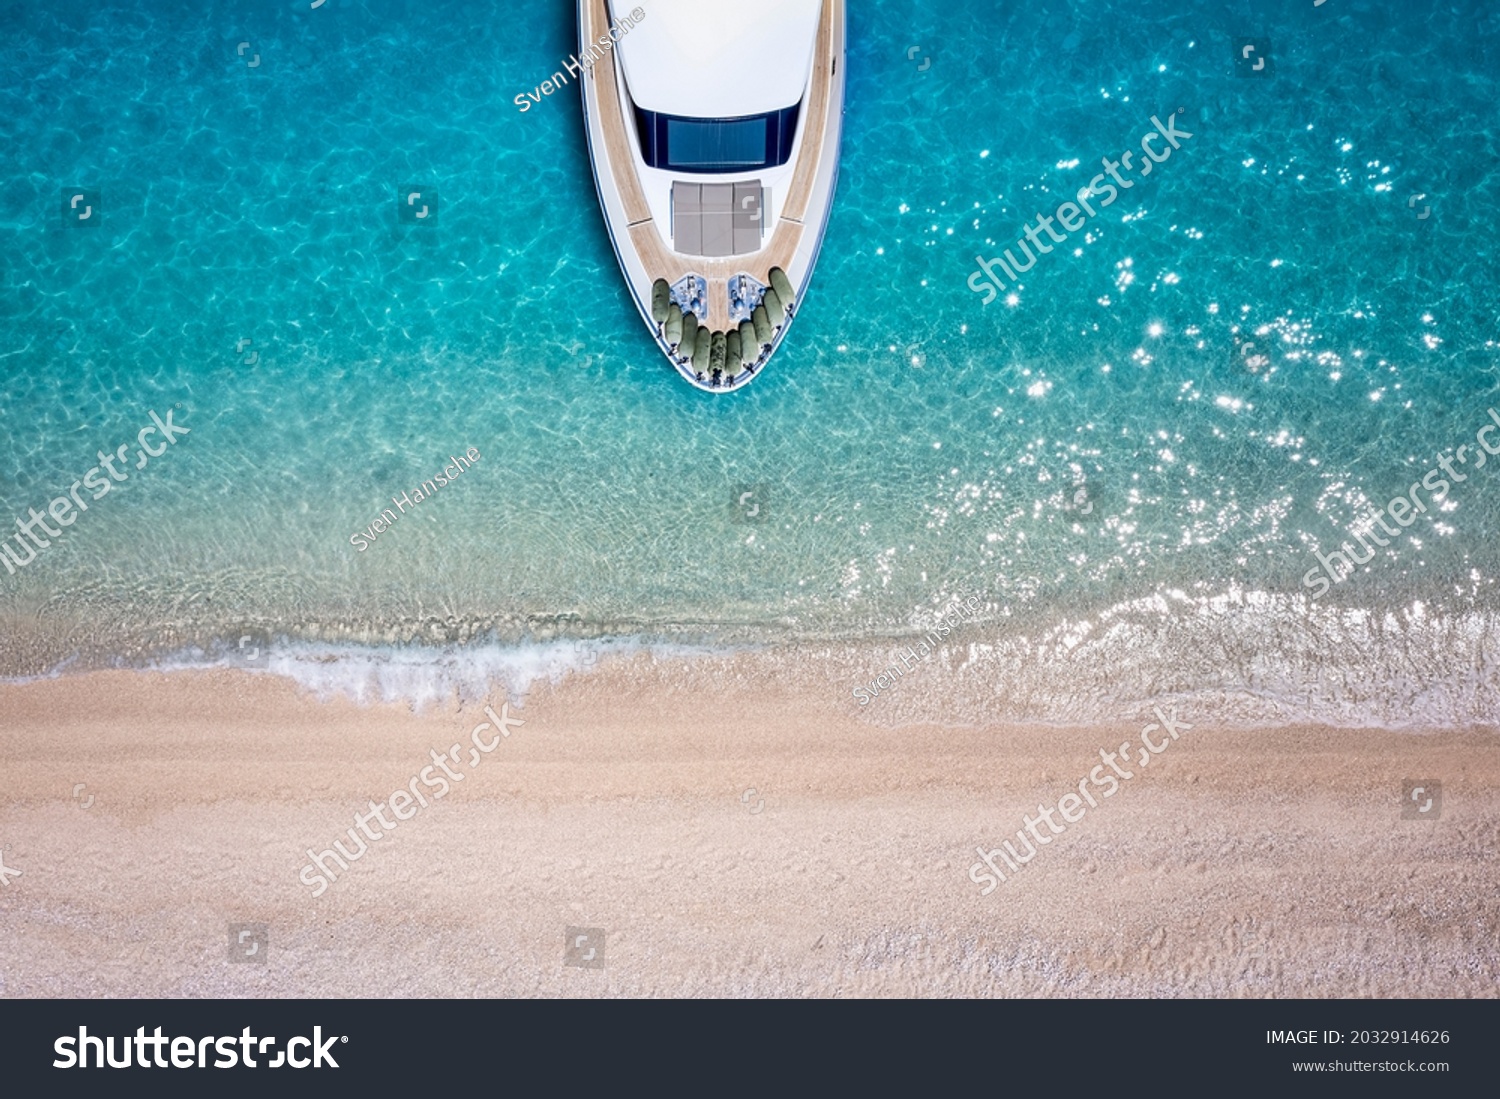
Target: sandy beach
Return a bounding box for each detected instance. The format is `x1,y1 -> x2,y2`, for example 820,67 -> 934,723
1,650 -> 1495,998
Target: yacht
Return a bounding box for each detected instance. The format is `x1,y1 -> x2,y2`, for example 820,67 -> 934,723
578,0 -> 846,391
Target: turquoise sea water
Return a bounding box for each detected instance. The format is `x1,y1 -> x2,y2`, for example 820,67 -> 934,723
2,1 -> 1499,724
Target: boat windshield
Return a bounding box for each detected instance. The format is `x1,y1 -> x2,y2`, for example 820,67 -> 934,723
634,103 -> 800,173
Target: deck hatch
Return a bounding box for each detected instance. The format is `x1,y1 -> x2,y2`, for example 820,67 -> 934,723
672,181 -> 765,257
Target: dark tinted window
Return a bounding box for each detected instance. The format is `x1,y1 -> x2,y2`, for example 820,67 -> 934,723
634,103 -> 801,173
665,117 -> 768,170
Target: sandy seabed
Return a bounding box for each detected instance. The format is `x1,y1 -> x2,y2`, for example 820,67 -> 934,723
0,650 -> 1496,998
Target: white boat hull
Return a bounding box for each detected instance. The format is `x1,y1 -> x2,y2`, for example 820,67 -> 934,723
577,0 -> 846,392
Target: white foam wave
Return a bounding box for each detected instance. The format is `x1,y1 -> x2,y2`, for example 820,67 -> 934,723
146,636 -> 730,710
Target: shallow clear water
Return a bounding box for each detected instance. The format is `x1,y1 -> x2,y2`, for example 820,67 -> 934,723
2,0 -> 1498,722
